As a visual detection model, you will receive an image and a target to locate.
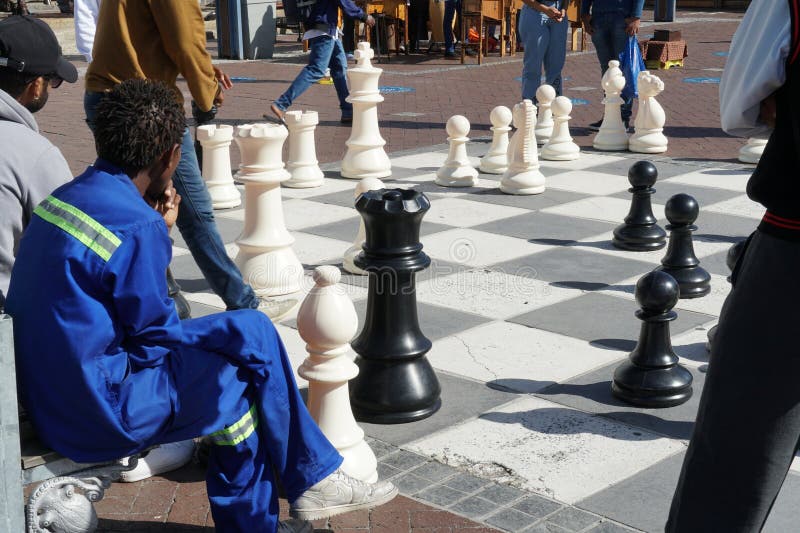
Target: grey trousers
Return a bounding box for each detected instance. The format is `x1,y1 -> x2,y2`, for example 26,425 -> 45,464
666,230 -> 800,532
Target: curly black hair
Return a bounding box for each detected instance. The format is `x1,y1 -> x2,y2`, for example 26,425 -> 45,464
94,79 -> 185,171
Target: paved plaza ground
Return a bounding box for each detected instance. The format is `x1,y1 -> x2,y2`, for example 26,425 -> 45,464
14,4 -> 789,533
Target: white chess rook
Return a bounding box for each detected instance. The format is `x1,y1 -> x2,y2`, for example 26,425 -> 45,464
541,96 -> 580,161
739,137 -> 768,164
436,115 -> 478,187
480,105 -> 512,174
341,42 -> 392,180
233,123 -> 304,296
593,60 -> 629,151
197,124 -> 242,209
629,71 -> 668,154
500,100 -> 546,195
343,177 -> 386,275
297,266 -> 378,483
535,85 -> 556,145
284,110 -> 325,188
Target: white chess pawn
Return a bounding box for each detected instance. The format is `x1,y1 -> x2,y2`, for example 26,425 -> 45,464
629,71 -> 668,154
593,60 -> 629,151
541,96 -> 580,161
535,85 -> 556,145
436,115 -> 478,187
234,123 -> 304,296
343,177 -> 386,275
500,100 -> 546,195
341,42 -> 392,180
480,105 -> 512,174
738,137 -> 768,164
284,110 -> 325,188
197,124 -> 242,209
297,266 -> 378,483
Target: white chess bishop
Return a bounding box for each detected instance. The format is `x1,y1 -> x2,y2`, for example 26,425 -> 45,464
233,123 -> 304,296
593,60 -> 629,151
480,105 -> 512,174
284,110 -> 324,188
500,100 -> 546,195
739,137 -> 768,164
343,177 -> 386,275
297,266 -> 379,483
541,96 -> 580,161
341,42 -> 391,180
535,84 -> 556,145
197,124 -> 241,209
436,115 -> 478,187
629,71 -> 668,154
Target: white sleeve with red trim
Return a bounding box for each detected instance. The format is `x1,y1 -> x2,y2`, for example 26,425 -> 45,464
719,0 -> 791,138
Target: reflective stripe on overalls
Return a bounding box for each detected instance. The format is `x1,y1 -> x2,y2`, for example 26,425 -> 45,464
34,195 -> 121,261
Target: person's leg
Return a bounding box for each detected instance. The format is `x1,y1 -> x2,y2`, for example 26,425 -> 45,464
443,0 -> 457,54
343,18 -> 355,54
667,232 -> 800,532
149,311 -> 343,530
172,128 -> 259,310
274,36 -> 337,112
518,7 -> 547,102
589,13 -> 615,78
608,14 -> 633,122
543,17 -> 568,97
328,39 -> 353,119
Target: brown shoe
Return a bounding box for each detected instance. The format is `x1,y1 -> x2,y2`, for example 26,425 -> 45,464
264,103 -> 286,125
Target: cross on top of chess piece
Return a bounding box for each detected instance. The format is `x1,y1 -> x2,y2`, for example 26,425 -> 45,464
354,41 -> 375,68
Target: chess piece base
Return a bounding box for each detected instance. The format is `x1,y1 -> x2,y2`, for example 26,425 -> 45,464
612,362 -> 693,408
343,246 -> 366,275
341,149 -> 392,180
284,166 -> 325,188
479,157 -> 507,174
656,266 -> 711,299
629,132 -> 668,154
593,135 -> 629,151
350,357 -> 442,424
236,247 -> 304,296
541,145 -> 580,161
500,170 -> 546,195
435,167 -> 478,187
612,224 -> 667,251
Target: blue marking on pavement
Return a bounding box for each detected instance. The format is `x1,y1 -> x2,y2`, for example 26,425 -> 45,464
713,51 -> 729,57
379,86 -> 415,93
229,76 -> 258,82
683,77 -> 720,84
570,98 -> 589,105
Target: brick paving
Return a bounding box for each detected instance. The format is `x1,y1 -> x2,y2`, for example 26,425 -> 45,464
18,6 -> 749,532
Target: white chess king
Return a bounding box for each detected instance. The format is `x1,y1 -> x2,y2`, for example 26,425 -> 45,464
340,42 -> 392,180
629,71 -> 668,154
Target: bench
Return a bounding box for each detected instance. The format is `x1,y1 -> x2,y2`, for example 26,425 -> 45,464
0,315 -> 136,533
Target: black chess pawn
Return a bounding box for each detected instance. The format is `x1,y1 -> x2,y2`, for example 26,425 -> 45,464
167,267 -> 192,320
657,193 -> 711,298
612,161 -> 667,251
349,188 -> 441,423
612,270 -> 693,407
706,238 -> 747,351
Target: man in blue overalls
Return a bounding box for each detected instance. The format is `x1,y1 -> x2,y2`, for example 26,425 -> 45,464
5,79 -> 397,533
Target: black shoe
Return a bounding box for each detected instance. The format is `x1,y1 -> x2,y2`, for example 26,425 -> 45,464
444,51 -> 458,59
588,119 -> 603,131
623,119 -> 634,134
277,519 -> 313,533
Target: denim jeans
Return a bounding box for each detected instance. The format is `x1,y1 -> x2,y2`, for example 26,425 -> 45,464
443,0 -> 461,53
84,91 -> 259,310
589,11 -> 633,121
518,4 -> 568,102
274,35 -> 353,118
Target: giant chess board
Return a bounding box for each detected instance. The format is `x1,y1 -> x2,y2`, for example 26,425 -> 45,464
170,140 -> 800,532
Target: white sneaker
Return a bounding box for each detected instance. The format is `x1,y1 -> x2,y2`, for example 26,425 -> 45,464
290,469 -> 398,521
120,440 -> 195,482
257,297 -> 298,322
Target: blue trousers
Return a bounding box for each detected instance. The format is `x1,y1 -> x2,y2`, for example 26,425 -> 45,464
443,0 -> 460,53
130,311 -> 342,533
275,35 -> 353,118
518,4 -> 568,102
589,11 -> 633,121
84,92 -> 260,310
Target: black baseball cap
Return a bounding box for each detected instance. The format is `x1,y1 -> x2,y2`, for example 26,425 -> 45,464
0,15 -> 77,84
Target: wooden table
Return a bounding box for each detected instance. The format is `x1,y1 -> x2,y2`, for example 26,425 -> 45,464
362,0 -> 409,58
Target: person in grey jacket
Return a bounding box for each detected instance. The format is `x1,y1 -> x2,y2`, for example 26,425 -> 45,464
0,15 -> 77,306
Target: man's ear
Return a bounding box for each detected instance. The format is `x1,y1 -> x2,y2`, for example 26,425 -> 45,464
160,143 -> 182,177
18,77 -> 45,105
